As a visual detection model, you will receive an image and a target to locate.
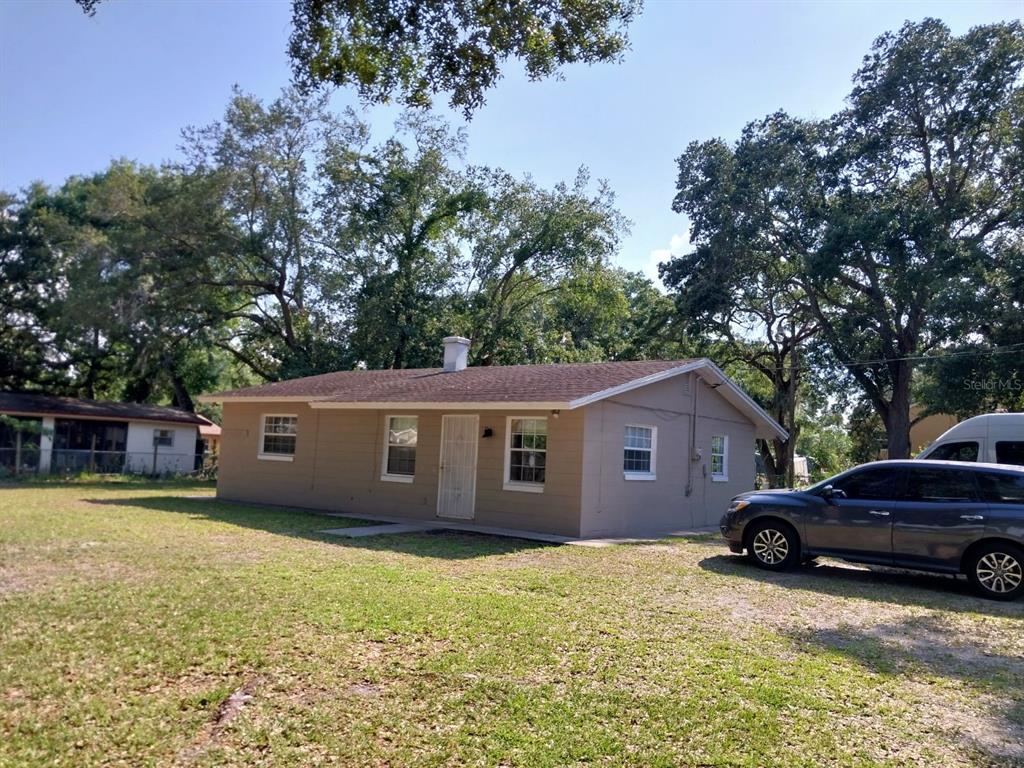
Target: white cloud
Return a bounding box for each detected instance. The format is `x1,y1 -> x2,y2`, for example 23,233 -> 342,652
644,232 -> 690,291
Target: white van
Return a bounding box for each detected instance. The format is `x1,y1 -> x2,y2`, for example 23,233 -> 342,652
916,413 -> 1024,466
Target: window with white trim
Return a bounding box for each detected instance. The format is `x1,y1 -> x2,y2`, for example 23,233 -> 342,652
710,435 -> 728,480
260,415 -> 297,458
624,425 -> 656,479
382,415 -> 417,481
153,428 -> 174,447
506,417 -> 547,488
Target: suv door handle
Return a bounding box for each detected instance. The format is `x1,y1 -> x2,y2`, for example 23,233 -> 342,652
960,515 -> 985,521
868,510 -> 891,517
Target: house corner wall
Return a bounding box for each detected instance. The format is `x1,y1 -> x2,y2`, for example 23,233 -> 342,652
578,373 -> 758,537
124,422 -> 198,474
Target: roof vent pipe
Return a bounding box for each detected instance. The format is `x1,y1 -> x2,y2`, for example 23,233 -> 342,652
442,336 -> 470,373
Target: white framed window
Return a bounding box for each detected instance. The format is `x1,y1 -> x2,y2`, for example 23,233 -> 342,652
259,414 -> 297,460
710,435 -> 728,481
504,416 -> 547,492
153,428 -> 174,447
381,415 -> 417,483
623,424 -> 657,480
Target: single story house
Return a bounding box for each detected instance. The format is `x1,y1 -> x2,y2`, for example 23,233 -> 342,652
0,393 -> 206,475
198,417 -> 222,457
199,338 -> 787,537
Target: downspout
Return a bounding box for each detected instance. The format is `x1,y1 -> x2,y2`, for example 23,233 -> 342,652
685,373 -> 698,497
310,409 -> 321,494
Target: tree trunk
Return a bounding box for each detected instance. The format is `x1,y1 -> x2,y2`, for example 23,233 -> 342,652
881,361 -> 913,459
169,372 -> 195,413
770,438 -> 789,488
758,440 -> 784,488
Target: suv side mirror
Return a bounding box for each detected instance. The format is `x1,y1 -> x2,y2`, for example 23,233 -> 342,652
821,485 -> 846,504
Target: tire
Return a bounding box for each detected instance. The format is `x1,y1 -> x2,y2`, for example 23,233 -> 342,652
965,542 -> 1024,601
745,519 -> 801,571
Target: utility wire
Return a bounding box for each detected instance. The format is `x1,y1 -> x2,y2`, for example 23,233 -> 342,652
728,342 -> 1024,375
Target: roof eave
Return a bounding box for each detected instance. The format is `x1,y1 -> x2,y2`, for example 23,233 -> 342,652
565,361 -> 705,409
691,359 -> 790,442
196,395 -> 323,404
0,408 -> 203,426
309,401 -> 571,411
565,358 -> 789,442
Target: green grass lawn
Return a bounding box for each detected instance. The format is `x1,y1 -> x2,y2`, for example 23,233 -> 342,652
1,482 -> 1022,767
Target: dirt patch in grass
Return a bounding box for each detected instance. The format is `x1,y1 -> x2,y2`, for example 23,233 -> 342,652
174,677 -> 264,766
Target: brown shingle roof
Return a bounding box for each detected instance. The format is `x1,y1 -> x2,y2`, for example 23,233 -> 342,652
0,392 -> 206,425
205,360 -> 697,405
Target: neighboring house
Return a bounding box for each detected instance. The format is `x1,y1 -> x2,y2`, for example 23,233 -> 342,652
877,405 -> 959,459
198,417 -> 222,457
792,455 -> 811,485
199,337 -> 787,537
909,407 -> 959,455
0,393 -> 205,475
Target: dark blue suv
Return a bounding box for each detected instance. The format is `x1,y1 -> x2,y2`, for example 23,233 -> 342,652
720,460 -> 1024,600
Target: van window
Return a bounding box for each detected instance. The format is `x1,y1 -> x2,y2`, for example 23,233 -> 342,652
925,441 -> 979,462
903,467 -> 979,503
995,441 -> 1024,467
977,472 -> 1024,503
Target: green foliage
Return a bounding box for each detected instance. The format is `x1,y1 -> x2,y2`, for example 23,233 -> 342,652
666,115 -> 822,486
795,409 -> 851,482
288,0 -> 642,117
664,19 -> 1024,460
0,188 -> 59,390
4,86 -> 663,407
3,164 -> 240,406
848,401 -> 887,465
459,168 -> 630,364
916,348 -> 1024,418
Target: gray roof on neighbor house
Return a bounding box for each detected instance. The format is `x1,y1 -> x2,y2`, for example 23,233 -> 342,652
0,392 -> 207,426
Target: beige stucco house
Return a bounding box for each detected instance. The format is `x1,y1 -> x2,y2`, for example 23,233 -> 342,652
199,338 -> 788,538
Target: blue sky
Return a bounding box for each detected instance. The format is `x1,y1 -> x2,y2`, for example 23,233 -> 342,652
2,0 -> 1019,285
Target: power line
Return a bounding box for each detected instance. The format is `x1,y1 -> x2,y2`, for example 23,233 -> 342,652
731,342 -> 1024,375
835,343 -> 1024,370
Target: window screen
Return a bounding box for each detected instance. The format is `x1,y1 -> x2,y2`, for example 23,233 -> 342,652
710,435 -> 727,478
385,416 -> 417,476
262,415 -> 297,455
623,426 -> 654,474
509,418 -> 547,484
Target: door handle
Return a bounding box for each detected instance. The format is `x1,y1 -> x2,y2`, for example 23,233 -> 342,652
960,515 -> 985,521
868,510 -> 891,517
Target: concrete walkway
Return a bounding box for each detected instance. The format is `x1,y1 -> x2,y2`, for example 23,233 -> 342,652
317,510 -> 717,546
196,496 -> 717,546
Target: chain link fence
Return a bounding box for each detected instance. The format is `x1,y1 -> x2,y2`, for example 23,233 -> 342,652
0,447 -> 214,478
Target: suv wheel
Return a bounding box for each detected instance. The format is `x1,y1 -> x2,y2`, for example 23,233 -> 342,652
966,542 -> 1024,601
746,520 -> 800,571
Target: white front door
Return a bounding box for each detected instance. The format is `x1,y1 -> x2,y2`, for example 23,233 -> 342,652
437,414 -> 479,520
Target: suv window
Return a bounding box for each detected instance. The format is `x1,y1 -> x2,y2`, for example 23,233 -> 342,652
926,441 -> 979,462
977,471 -> 1024,503
832,468 -> 899,500
903,467 -> 979,503
995,441 -> 1024,467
